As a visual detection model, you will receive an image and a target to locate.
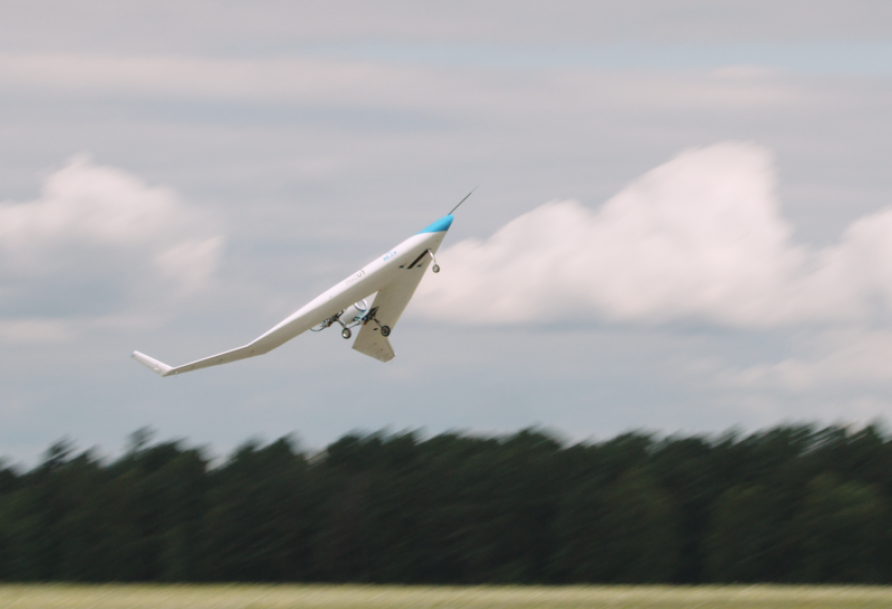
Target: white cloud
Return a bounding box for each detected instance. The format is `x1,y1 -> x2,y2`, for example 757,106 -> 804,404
0,54 -> 431,106
415,142 -> 892,328
721,328 -> 892,392
1,1 -> 890,55
0,155 -> 223,341
0,318 -> 81,344
0,53 -> 802,115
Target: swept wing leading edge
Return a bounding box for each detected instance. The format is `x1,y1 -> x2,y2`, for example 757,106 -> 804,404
133,298 -> 340,376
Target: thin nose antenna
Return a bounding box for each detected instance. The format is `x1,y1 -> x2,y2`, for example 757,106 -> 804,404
449,187 -> 477,215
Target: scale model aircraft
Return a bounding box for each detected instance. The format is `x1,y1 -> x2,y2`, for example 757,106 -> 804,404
132,192 -> 472,377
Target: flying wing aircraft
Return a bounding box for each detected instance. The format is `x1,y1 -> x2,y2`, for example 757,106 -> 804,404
132,194 -> 471,377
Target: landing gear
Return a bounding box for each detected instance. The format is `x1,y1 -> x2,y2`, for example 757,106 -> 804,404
362,307 -> 391,337
427,250 -> 440,273
341,328 -> 352,339
359,307 -> 391,337
312,311 -> 343,332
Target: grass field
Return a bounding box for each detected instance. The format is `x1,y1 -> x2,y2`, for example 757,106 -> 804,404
2,585 -> 892,609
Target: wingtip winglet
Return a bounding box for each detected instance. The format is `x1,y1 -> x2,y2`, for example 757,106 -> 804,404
132,351 -> 174,377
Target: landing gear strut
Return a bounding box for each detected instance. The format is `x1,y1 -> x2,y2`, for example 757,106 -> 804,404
362,307 -> 392,337
427,250 -> 440,273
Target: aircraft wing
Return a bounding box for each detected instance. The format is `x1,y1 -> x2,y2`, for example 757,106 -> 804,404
133,297 -> 347,376
132,343 -> 258,376
352,265 -> 428,362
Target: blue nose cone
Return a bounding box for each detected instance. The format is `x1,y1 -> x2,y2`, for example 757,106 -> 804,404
418,214 -> 454,234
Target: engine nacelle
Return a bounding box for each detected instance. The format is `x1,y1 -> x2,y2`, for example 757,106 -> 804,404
339,299 -> 370,327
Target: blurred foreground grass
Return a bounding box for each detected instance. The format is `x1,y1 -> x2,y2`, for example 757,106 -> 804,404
1,584 -> 891,609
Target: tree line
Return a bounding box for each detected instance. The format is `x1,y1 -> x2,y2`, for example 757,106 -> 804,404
0,423 -> 890,583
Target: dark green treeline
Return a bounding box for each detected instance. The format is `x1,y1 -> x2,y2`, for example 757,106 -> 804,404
1,424 -> 891,583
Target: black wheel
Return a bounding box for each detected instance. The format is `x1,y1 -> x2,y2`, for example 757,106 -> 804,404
380,325 -> 391,337
432,264 -> 440,273
341,328 -> 352,339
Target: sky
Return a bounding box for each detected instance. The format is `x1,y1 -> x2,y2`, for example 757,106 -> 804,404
3,1 -> 892,465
